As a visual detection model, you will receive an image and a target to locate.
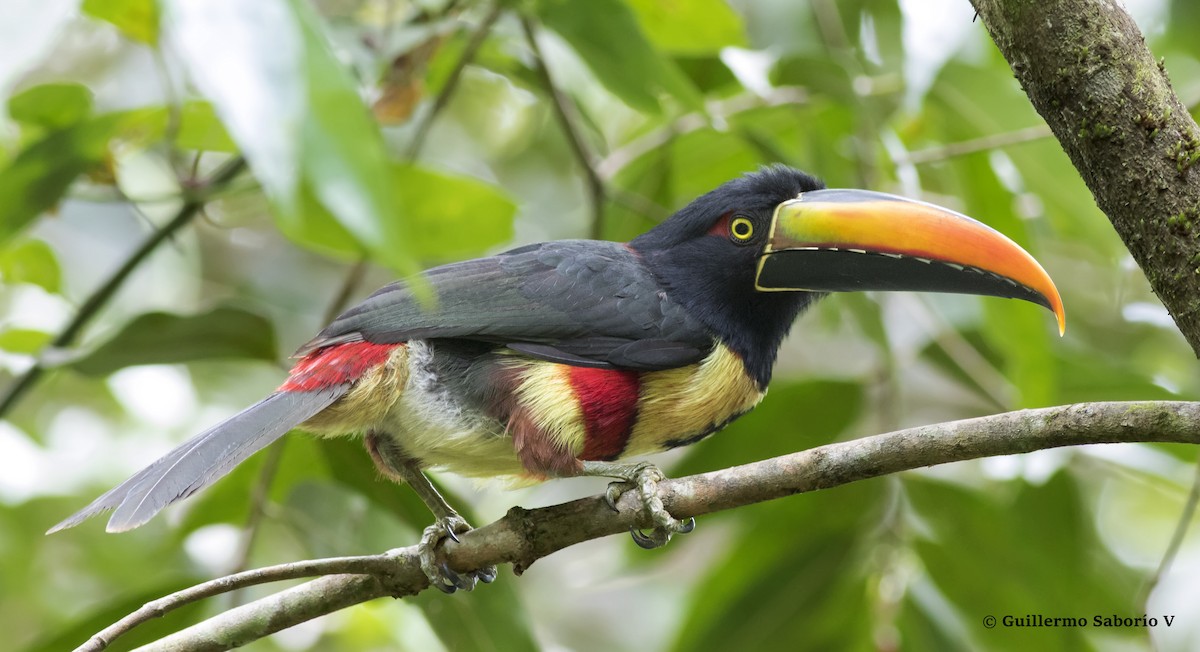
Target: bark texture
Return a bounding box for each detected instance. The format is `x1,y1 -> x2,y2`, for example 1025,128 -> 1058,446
87,401 -> 1200,652
972,0 -> 1200,355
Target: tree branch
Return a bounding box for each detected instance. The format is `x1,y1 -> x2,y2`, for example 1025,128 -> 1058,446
971,0 -> 1200,356
76,554 -> 402,652
84,400 -> 1200,652
0,156 -> 247,420
597,87 -> 809,181
404,2 -> 503,160
1144,454 -> 1200,606
520,16 -> 607,240
895,124 -> 1052,166
226,438 -> 287,599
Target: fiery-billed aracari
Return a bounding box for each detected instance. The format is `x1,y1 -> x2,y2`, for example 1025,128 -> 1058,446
50,166 -> 1064,592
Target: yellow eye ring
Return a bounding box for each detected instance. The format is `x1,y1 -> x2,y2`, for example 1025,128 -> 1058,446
730,216 -> 754,242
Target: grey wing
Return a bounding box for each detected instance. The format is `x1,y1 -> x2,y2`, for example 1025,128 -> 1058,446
297,241 -> 712,370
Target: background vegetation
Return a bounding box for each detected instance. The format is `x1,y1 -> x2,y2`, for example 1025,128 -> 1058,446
1,0 -> 1199,650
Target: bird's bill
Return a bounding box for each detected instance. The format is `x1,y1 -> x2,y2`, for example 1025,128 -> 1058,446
756,189 -> 1066,335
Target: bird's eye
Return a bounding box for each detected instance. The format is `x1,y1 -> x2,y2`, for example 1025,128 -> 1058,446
729,216 -> 755,243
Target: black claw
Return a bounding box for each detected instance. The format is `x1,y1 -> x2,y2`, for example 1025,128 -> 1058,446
477,565 -> 498,584
440,561 -> 472,592
630,527 -> 664,549
604,482 -> 623,512
445,526 -> 461,544
678,517 -> 696,534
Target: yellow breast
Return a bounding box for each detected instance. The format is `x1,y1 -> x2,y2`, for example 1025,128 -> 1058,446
623,343 -> 764,457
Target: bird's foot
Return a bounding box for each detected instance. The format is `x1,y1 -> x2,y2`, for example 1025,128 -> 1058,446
593,461 -> 695,549
418,515 -> 498,593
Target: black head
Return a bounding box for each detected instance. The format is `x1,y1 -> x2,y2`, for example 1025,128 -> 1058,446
628,165 -> 1065,389
630,165 -> 827,386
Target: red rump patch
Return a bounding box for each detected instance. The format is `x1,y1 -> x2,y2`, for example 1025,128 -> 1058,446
570,367 -> 640,461
280,341 -> 398,392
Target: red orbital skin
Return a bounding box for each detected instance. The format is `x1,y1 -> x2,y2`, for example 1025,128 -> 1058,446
279,342 -> 399,392
706,211 -> 733,237
570,366 -> 640,461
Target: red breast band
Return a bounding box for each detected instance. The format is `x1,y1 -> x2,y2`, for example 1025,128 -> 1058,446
570,366 -> 640,461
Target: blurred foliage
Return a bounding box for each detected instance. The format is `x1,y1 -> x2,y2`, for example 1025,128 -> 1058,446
0,0 -> 1198,651
69,307 -> 278,376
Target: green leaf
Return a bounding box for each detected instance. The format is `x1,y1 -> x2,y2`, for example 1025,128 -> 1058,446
83,0 -> 160,45
0,328 -> 51,354
0,113 -> 126,242
164,0 -> 418,275
624,0 -> 746,54
612,127 -> 759,213
175,101 -> 237,153
319,437 -> 475,528
71,306 -> 278,376
673,380 -> 863,476
21,578 -> 207,652
666,128 -> 761,202
904,474 -> 1145,651
294,0 -> 415,276
280,439 -> 539,650
1056,346 -> 1179,404
982,299 -> 1055,407
7,82 -> 93,130
0,238 -> 61,292
772,55 -> 856,103
163,0 -> 304,208
953,150 -> 1057,406
673,55 -> 739,94
314,440 -> 537,651
393,164 -> 516,261
926,62 -> 1115,253
274,180 -> 364,261
673,480 -> 880,651
535,0 -> 703,113
1,102 -> 225,232
281,480 -> 417,557
411,573 -> 539,652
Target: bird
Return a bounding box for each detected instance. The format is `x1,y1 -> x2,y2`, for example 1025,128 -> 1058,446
49,165 -> 1064,592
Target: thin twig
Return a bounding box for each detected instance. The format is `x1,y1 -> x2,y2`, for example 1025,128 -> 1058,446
0,156 -> 247,420
896,125 -> 1053,166
151,47 -> 188,179
226,439 -> 287,604
74,552 -> 404,652
811,0 -> 880,188
904,295 -> 1014,410
82,400 -> 1200,652
228,255 -> 370,591
596,87 -> 808,180
610,188 -> 672,222
1143,453 -> 1200,607
322,257 -> 370,324
520,16 -> 606,239
405,2 -> 503,159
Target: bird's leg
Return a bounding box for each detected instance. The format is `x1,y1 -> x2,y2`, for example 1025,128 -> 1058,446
365,431 -> 496,593
580,460 -> 695,549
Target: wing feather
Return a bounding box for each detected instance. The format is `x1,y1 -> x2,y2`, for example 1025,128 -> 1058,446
299,241 -> 712,370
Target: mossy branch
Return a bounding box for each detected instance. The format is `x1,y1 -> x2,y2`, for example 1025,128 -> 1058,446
972,0 -> 1200,355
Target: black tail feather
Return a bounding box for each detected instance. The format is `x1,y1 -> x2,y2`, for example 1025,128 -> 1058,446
48,388 -> 346,534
